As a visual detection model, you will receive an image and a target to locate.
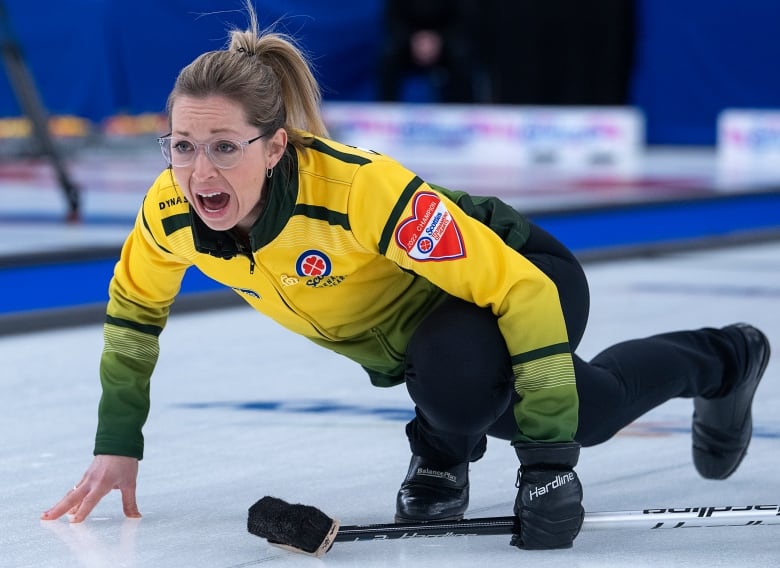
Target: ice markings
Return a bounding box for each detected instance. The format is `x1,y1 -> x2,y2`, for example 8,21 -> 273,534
177,399 -> 416,422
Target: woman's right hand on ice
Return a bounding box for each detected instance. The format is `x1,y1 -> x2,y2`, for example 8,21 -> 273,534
41,454 -> 141,523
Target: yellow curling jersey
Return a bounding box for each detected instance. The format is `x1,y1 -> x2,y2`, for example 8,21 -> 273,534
96,135 -> 578,459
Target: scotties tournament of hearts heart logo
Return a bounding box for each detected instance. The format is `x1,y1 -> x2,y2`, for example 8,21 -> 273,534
395,192 -> 466,261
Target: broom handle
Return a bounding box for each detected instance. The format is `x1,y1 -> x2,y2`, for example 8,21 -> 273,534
335,504 -> 780,541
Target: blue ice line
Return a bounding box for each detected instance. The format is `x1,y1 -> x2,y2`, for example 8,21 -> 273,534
175,399 -> 780,438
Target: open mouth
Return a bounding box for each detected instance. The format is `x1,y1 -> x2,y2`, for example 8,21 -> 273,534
198,191 -> 230,213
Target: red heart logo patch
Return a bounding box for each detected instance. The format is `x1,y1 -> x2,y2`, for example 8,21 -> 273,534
395,192 -> 466,261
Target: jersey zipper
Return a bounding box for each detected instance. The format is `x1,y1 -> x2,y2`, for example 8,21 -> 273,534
235,239 -> 255,274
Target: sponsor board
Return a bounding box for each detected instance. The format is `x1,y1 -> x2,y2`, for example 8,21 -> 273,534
322,102 -> 643,172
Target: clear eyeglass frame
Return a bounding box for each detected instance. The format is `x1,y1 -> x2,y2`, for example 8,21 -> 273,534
157,133 -> 266,170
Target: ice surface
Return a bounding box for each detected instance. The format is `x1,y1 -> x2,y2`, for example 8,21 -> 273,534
2,242 -> 779,567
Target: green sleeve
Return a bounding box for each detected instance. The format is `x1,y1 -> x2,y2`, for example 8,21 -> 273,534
510,346 -> 579,443
94,319 -> 162,459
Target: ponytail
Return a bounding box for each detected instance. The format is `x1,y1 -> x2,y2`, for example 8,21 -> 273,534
230,30 -> 329,142
167,0 -> 328,149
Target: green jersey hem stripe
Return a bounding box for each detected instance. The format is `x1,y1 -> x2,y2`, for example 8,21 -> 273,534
511,342 -> 570,365
105,315 -> 163,337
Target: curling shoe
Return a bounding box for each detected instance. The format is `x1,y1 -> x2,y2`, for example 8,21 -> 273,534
692,323 -> 771,480
395,455 -> 469,522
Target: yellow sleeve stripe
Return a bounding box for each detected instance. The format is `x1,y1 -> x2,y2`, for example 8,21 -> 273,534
513,352 -> 576,394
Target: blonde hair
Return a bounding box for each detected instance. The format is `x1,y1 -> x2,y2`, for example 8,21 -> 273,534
166,1 -> 328,149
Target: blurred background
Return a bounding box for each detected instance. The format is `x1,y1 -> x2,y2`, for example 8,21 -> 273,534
1,0 -> 779,328
2,0 -> 779,143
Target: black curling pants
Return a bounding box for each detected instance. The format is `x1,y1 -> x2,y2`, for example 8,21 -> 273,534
403,223 -> 743,464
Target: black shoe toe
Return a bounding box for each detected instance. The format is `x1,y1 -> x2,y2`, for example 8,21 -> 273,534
692,324 -> 770,479
395,455 -> 469,522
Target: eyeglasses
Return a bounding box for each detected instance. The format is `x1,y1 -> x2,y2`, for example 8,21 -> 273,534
157,133 -> 266,169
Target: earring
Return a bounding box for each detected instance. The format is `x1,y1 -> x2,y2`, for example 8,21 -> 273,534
266,167 -> 274,179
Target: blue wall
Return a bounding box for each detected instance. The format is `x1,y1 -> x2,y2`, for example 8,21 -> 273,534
0,0 -> 778,145
4,190 -> 780,316
629,0 -> 780,145
0,1 -> 383,119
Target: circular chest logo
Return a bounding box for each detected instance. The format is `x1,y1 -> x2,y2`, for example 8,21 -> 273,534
296,250 -> 332,277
